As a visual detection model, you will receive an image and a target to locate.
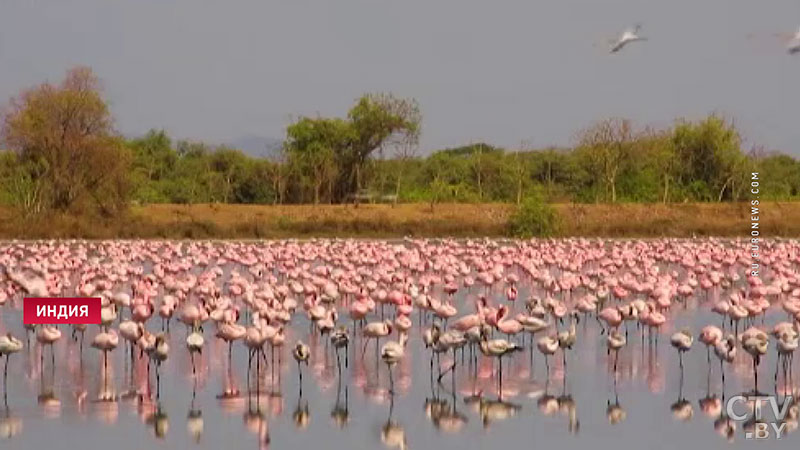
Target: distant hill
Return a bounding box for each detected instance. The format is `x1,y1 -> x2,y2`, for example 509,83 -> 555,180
224,135 -> 283,158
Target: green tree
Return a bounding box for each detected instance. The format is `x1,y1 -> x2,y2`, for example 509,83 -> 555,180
576,118 -> 635,203
756,154 -> 800,200
1,66 -> 130,215
340,93 -> 421,201
508,189 -> 560,237
672,115 -> 744,202
285,117 -> 347,203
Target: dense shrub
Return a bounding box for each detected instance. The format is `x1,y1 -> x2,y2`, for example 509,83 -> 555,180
508,192 -> 560,238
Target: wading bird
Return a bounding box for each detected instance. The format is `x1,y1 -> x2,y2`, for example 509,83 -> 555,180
607,328 -> 626,372
0,334 -> 23,395
381,333 -> 408,394
670,329 -> 693,371
292,341 -> 310,393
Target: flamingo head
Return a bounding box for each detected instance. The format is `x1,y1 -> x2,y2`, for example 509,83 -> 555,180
496,305 -> 508,322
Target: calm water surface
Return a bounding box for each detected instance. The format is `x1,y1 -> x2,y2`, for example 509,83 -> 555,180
0,239 -> 796,449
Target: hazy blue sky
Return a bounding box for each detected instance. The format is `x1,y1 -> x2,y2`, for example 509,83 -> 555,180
1,0 -> 798,154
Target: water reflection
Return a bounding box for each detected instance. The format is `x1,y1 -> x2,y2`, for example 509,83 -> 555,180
381,395 -> 407,450
671,369 -> 693,422
607,373 -> 625,425
426,380 -> 468,433
293,392 -> 310,429
145,403 -> 169,439
243,393 -> 270,449
0,238 -> 799,449
0,404 -> 22,439
714,411 -> 737,442
481,396 -> 522,428
188,377 -> 203,444
330,376 -> 349,428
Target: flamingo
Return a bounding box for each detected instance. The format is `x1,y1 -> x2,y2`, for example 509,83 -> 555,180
699,325 -> 723,364
433,328 -> 467,381
381,333 -> 409,394
607,328 -> 626,372
244,323 -> 269,383
714,334 -> 736,386
557,312 -> 579,369
480,328 -> 522,394
36,325 -> 62,370
330,326 -> 350,371
216,321 -> 246,368
495,305 -> 523,340
598,307 -> 622,333
741,329 -> 769,393
537,334 -> 559,376
0,334 -> 23,394
670,329 -> 693,372
186,325 -> 204,375
91,329 -> 119,371
775,328 -> 798,384
292,341 -> 310,393
362,320 -> 393,358
148,333 -> 169,399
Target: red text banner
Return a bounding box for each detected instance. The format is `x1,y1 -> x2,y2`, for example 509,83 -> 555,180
23,297 -> 102,324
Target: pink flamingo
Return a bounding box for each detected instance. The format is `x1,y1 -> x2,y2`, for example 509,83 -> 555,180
91,329 -> 119,371
699,325 -> 723,364
495,305 -> 522,340
362,320 -> 393,357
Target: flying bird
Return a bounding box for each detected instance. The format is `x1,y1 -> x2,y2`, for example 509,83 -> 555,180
786,26 -> 800,54
761,26 -> 800,54
610,24 -> 646,53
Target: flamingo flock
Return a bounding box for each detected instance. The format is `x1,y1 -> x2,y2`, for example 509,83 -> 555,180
0,238 -> 799,444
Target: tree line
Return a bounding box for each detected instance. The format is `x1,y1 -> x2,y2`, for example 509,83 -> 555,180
1,67 -> 799,218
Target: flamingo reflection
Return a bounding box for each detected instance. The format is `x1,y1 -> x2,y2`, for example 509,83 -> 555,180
381,394 -> 407,450
187,377 -> 203,444
331,375 -> 349,428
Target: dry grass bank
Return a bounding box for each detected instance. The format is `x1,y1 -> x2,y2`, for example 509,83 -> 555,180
0,202 -> 796,239
557,202 -> 797,237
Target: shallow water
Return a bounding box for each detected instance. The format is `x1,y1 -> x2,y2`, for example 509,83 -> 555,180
0,239 -> 797,449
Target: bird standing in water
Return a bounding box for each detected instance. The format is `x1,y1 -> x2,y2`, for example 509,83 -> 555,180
331,326 -> 350,372
149,333 -> 169,400
186,325 -> 204,375
0,334 -> 23,397
293,341 -> 310,394
670,329 -> 693,372
607,328 -> 626,372
381,332 -> 408,395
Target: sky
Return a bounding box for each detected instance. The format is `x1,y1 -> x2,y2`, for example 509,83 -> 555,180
0,0 -> 798,155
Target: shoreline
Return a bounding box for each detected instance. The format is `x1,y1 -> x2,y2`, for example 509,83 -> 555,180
0,202 -> 797,239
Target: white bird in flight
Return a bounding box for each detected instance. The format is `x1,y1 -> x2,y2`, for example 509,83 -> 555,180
786,26 -> 800,54
610,24 -> 646,53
